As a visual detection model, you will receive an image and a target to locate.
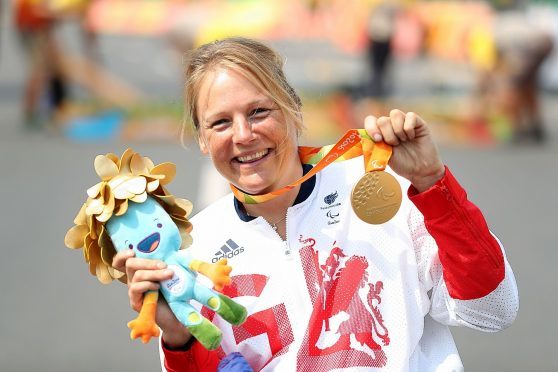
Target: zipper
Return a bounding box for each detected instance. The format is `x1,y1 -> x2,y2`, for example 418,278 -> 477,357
441,187 -> 500,268
264,210 -> 292,257
284,211 -> 292,257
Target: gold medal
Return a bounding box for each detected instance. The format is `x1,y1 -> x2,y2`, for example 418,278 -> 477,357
351,171 -> 402,224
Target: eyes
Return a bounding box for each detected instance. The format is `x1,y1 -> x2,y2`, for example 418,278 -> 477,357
208,107 -> 273,130
249,107 -> 271,120
210,118 -> 229,129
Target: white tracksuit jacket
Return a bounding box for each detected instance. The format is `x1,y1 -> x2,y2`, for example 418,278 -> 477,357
161,157 -> 519,372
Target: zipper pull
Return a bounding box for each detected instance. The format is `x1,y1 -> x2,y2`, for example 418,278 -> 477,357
284,241 -> 292,256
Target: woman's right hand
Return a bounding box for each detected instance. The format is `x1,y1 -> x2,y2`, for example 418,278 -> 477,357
112,250 -> 192,348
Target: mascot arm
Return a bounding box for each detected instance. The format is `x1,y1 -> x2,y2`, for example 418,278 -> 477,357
127,290 -> 161,343
189,259 -> 232,292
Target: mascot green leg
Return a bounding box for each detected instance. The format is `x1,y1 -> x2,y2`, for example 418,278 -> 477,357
187,313 -> 223,350
169,302 -> 223,350
209,294 -> 247,326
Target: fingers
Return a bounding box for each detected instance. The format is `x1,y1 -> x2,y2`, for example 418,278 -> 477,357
365,110 -> 424,145
125,257 -> 168,280
364,115 -> 383,142
112,249 -> 135,273
129,281 -> 160,312
127,262 -> 173,312
113,251 -> 173,312
132,264 -> 173,283
403,111 -> 419,141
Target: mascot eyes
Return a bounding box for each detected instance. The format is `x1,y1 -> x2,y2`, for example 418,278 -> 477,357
157,223 -> 163,228
128,244 -> 134,249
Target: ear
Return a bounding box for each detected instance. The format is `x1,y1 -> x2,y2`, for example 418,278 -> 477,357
198,135 -> 209,155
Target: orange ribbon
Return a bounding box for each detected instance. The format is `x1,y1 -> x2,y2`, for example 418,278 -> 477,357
230,129 -> 392,204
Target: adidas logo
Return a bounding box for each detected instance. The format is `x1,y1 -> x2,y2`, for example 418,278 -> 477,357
212,239 -> 245,263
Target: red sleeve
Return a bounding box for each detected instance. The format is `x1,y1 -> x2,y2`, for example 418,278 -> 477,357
162,338 -> 221,372
408,166 -> 505,300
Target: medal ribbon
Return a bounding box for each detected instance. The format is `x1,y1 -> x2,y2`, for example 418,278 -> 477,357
230,129 -> 392,204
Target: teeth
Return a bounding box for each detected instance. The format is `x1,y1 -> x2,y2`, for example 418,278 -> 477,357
237,150 -> 268,163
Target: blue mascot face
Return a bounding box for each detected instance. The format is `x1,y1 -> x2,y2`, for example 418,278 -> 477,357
106,196 -> 182,261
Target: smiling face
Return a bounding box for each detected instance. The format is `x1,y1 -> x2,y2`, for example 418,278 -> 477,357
105,196 -> 181,261
196,67 -> 302,195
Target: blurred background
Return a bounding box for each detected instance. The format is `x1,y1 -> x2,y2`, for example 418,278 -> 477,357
1,0 -> 557,370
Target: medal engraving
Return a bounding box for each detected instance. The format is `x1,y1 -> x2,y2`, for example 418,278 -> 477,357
351,171 -> 402,224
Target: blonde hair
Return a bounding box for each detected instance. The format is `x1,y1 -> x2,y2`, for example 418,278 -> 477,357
183,37 -> 304,140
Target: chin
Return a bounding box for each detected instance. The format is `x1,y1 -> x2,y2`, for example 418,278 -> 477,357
239,185 -> 268,195
235,180 -> 272,195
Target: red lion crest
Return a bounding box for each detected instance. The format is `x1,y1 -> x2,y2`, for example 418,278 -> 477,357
297,236 -> 390,371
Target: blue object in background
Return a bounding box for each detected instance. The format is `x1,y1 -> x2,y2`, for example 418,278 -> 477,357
63,110 -> 123,142
218,352 -> 253,372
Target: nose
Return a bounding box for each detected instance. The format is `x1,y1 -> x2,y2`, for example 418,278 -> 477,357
232,117 -> 256,144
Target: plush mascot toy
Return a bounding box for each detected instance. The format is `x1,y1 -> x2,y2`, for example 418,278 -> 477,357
65,149 -> 247,350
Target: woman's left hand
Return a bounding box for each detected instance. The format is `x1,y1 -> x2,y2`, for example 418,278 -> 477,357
364,110 -> 445,192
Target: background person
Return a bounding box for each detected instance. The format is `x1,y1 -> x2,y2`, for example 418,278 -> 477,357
14,0 -> 64,128
365,1 -> 399,98
491,9 -> 554,144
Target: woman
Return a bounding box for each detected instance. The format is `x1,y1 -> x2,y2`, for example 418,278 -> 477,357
14,0 -> 62,128
113,37 -> 518,371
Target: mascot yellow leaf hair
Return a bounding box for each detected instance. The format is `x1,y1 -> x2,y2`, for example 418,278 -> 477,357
65,149 -> 246,349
